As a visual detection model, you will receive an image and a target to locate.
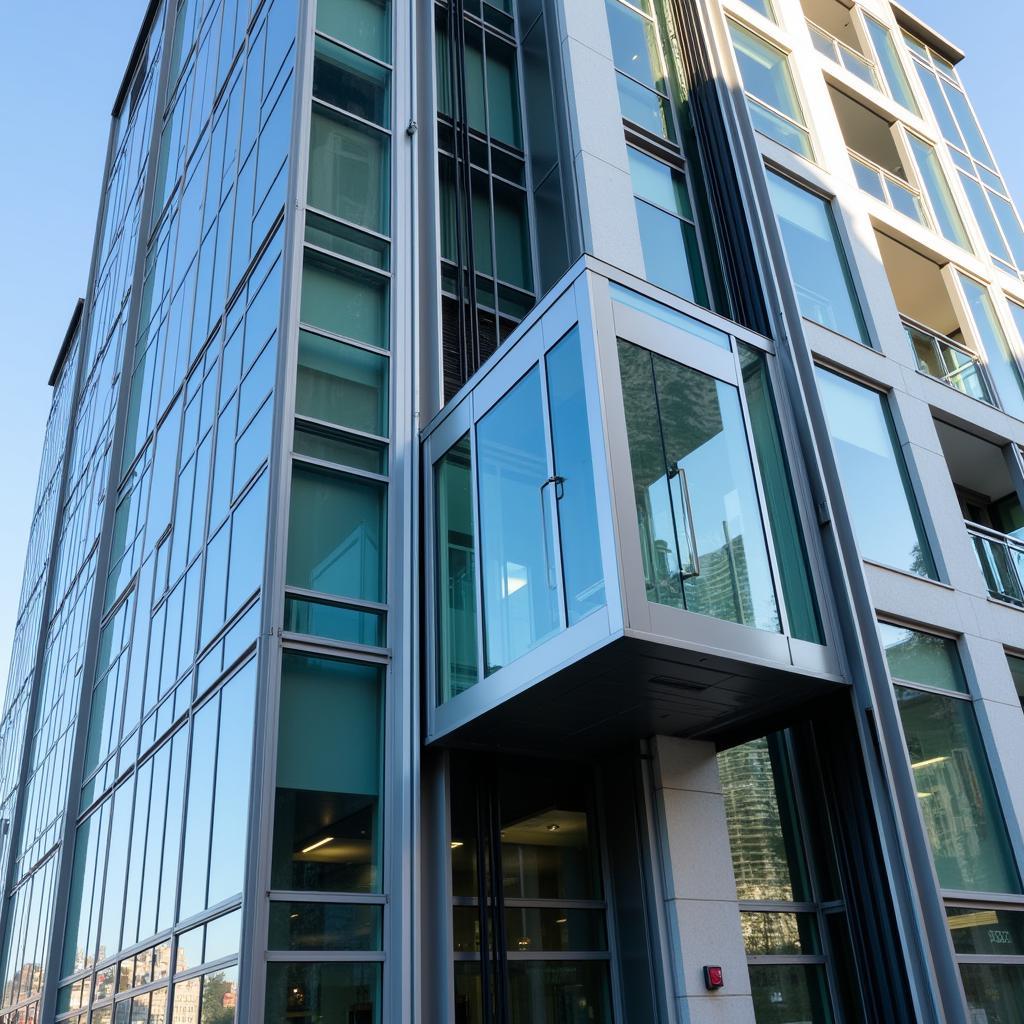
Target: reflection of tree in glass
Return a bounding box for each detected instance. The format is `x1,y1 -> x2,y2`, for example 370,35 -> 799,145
201,974 -> 237,1024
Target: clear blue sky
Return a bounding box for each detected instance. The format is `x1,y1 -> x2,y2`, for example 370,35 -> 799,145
0,0 -> 1021,683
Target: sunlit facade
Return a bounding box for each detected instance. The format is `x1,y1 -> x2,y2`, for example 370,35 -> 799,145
1,0 -> 1024,1021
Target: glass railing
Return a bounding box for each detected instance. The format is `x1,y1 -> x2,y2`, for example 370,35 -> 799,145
904,318 -> 995,404
807,21 -> 880,89
968,522 -> 1024,605
849,151 -> 928,226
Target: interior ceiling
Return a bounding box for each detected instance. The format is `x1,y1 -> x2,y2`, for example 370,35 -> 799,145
830,87 -> 903,176
935,419 -> 1012,499
875,232 -> 960,337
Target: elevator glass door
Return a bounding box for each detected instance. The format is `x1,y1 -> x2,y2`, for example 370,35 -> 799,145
449,756 -> 615,1024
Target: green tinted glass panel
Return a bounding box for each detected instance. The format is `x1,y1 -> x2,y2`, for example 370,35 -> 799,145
308,107 -> 389,234
284,593 -> 385,647
265,962 -> 382,1022
749,964 -> 834,1024
948,906 -> 1024,955
878,622 -> 966,693
634,201 -> 706,307
768,173 -> 868,345
507,961 -> 613,1023
739,346 -> 822,643
300,252 -> 389,349
1009,654 -> 1024,707
493,182 -> 532,291
484,39 -> 521,148
741,911 -> 820,956
436,435 -> 479,702
615,74 -> 676,142
959,274 -> 1024,419
271,654 -> 383,893
268,902 -> 383,951
293,426 -> 386,474
305,211 -> 389,270
316,0 -> 391,62
313,37 -> 390,126
816,369 -> 936,577
896,684 -> 1020,893
296,329 -> 389,435
286,463 -> 386,603
961,964 -> 1024,1022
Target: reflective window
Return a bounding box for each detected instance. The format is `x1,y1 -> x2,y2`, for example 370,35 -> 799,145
477,368 -> 560,674
619,342 -> 780,632
863,16 -> 919,114
906,134 -> 971,249
271,654 -> 383,893
546,328 -> 605,626
317,0 -> 390,62
268,902 -> 383,951
628,148 -> 708,306
1008,653 -> 1024,711
961,964 -> 1024,1022
300,251 -> 389,350
436,435 -> 479,702
878,623 -> 966,694
265,962 -> 382,1022
729,22 -> 812,158
958,274 -> 1024,419
815,369 -> 936,578
767,173 -> 868,345
286,463 -> 386,603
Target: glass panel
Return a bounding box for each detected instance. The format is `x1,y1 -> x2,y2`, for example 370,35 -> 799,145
300,252 -> 389,349
948,906 -> 1024,955
815,369 -> 936,577
284,593 -> 385,647
545,328 -> 606,625
741,0 -> 775,19
293,426 -> 386,474
504,908 -> 607,952
906,134 -> 971,249
729,22 -> 810,154
296,329 -> 389,435
316,0 -> 391,63
885,176 -> 927,225
628,147 -> 693,219
265,962 -> 382,1023
615,73 -> 676,142
749,964 -> 834,1024
478,368 -> 560,674
308,106 -> 389,234
493,182 -> 532,291
895,684 -> 1020,893
941,80 -> 995,167
313,37 -> 390,127
609,282 -> 730,349
436,434 -> 479,701
915,63 -> 964,150
878,622 -> 966,693
506,961 -> 613,1023
634,198 -> 708,306
851,155 -> 886,203
621,340 -> 784,627
286,463 -> 386,603
767,173 -> 869,345
1009,653 -> 1024,709
961,172 -> 1013,265
719,736 -> 810,901
271,654 -> 383,893
605,0 -> 663,93
864,16 -> 919,114
268,902 -> 383,951
961,964 -> 1024,1022
741,911 -> 820,955
485,39 -> 522,148
989,190 -> 1024,268
306,210 -> 389,270
739,346 -> 822,643
958,274 -> 1024,419
746,98 -> 813,158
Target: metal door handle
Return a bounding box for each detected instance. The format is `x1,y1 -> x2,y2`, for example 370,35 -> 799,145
539,476 -> 565,589
668,465 -> 701,580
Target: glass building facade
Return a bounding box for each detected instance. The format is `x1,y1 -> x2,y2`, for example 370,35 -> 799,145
2,0 -> 1024,1021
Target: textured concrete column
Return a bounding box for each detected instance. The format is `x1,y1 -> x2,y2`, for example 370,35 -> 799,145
651,736 -> 755,1024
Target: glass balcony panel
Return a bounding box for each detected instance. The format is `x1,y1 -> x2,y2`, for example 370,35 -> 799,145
839,46 -> 878,88
970,526 -> 1024,605
850,154 -> 885,201
884,176 -> 927,225
478,368 -> 561,674
905,322 -> 992,404
808,24 -> 837,62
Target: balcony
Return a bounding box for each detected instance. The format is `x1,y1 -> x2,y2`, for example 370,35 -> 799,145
808,20 -> 879,89
423,259 -> 845,753
849,150 -> 928,225
904,317 -> 994,404
968,523 -> 1024,605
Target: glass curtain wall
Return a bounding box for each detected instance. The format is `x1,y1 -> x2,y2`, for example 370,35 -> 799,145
904,32 -> 1024,280
53,2 -> 299,1022
265,0 -> 393,1016
879,622 -> 1020,895
719,734 -> 862,1023
435,0 -> 534,398
605,0 -> 723,311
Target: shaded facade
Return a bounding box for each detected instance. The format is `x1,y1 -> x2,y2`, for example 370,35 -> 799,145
2,0 -> 1024,1021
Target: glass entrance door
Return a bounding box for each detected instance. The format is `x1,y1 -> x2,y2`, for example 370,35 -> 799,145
618,339 -> 781,633
449,756 -> 615,1024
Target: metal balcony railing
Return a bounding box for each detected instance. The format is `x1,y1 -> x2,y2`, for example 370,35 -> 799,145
848,150 -> 929,226
904,318 -> 995,405
967,521 -> 1024,605
807,21 -> 880,89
